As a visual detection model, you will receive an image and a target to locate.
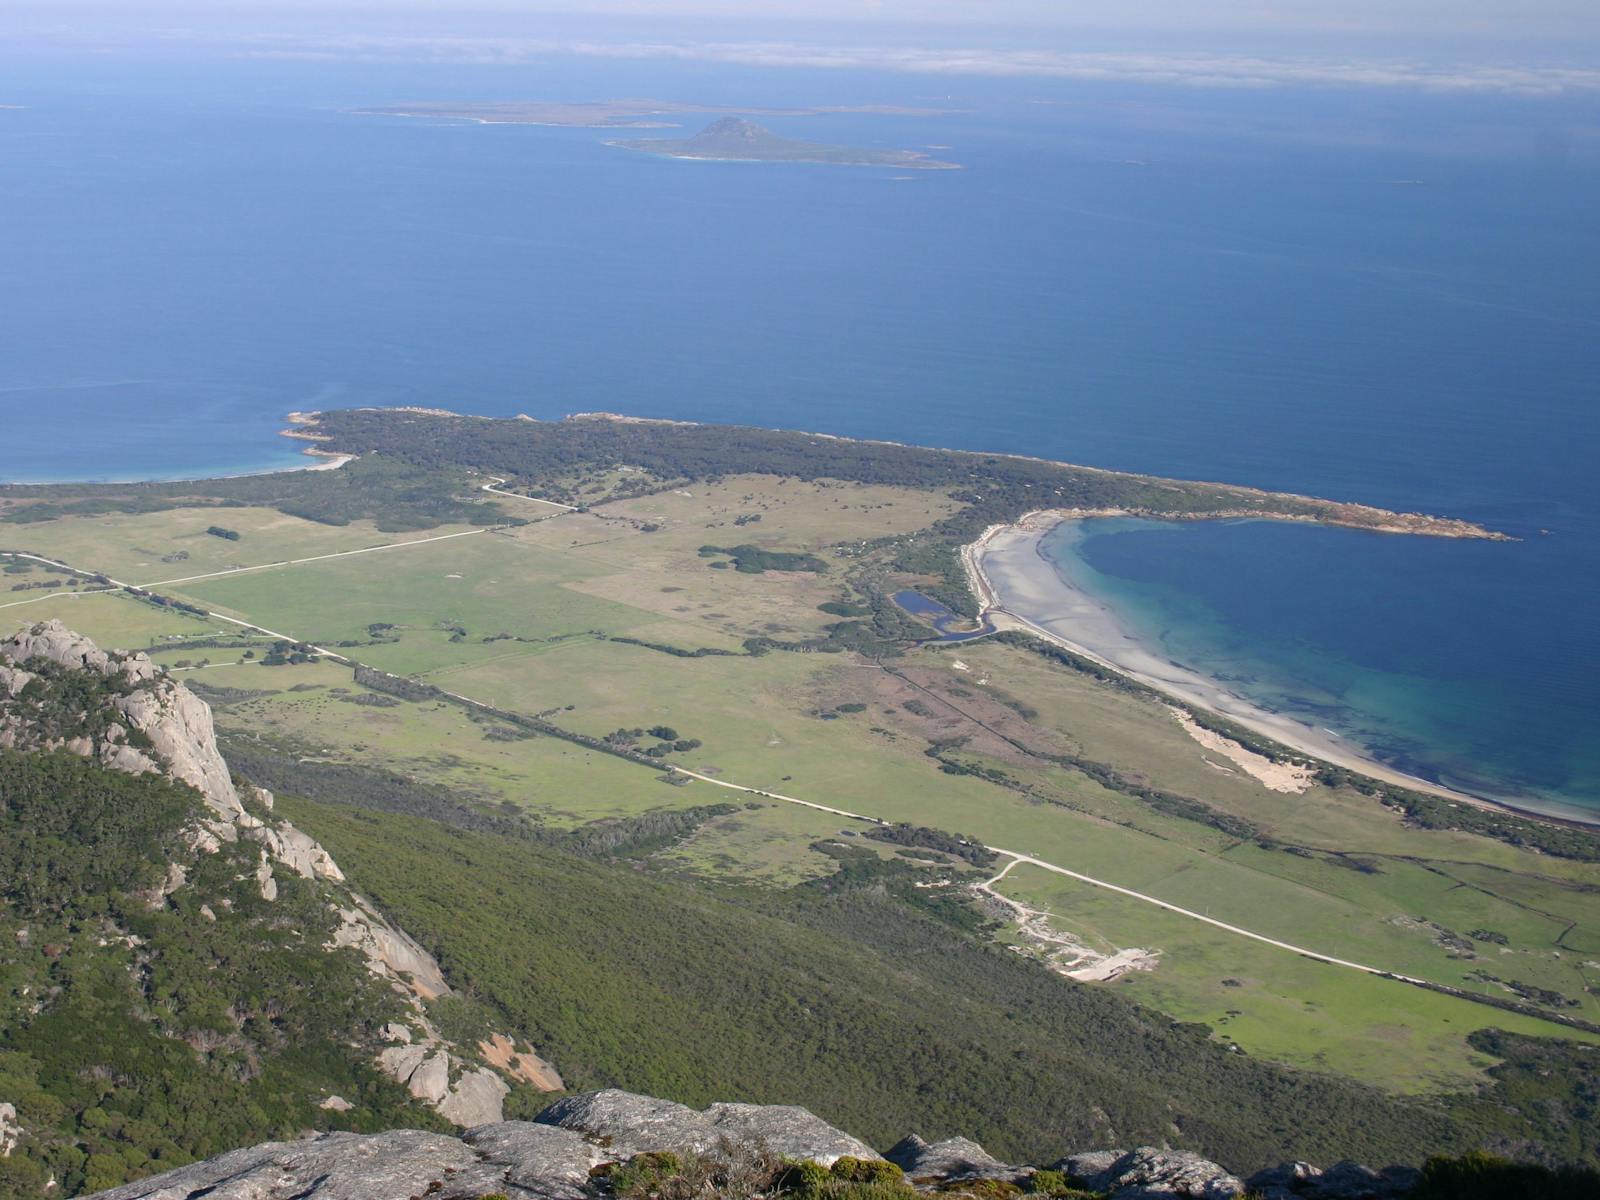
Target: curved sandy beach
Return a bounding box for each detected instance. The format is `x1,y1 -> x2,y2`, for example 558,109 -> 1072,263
967,513 -> 1599,828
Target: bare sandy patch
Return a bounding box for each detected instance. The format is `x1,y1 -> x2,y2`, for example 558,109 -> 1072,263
479,1033 -> 564,1091
1169,707 -> 1314,794
973,871 -> 1158,982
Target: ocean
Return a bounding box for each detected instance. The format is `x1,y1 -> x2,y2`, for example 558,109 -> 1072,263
2,53 -> 1596,813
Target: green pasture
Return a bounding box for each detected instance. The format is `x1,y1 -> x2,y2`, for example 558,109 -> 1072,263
997,862 -> 1600,1094
2,505 -> 479,584
1,587 -> 224,648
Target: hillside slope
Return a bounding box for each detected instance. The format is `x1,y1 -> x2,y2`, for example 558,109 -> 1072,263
4,624 -> 1596,1197
0,623 -> 560,1196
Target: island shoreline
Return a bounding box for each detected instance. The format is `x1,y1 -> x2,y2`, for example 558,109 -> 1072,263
965,511 -> 1599,830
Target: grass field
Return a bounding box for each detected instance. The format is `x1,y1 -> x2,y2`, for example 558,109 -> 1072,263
999,861 -> 1590,1091
3,505 -> 485,584
1,587 -> 233,648
8,476 -> 1598,1098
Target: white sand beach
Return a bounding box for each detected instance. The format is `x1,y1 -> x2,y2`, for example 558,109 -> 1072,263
968,513 -> 1596,826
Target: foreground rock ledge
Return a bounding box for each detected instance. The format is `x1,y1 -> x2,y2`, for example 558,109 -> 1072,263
86,1088 -> 1418,1200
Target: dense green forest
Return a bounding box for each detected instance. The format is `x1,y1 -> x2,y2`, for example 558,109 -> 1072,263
304,410 -> 1330,520
0,752 -> 438,1198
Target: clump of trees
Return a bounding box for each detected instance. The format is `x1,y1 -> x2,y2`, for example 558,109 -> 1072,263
699,544 -> 828,574
261,640 -> 318,666
865,822 -> 998,868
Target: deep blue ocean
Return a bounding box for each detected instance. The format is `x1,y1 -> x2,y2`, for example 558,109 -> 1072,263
2,54 -> 1596,814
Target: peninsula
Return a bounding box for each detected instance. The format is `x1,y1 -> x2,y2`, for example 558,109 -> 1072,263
608,117 -> 961,169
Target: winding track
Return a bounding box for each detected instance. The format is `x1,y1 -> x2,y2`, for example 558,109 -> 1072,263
666,766 -> 1421,982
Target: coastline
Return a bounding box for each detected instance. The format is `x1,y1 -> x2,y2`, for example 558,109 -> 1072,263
1,415 -> 353,487
965,511 -> 1599,830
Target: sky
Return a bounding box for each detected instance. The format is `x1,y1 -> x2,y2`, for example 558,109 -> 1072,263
14,1 -> 1600,38
7,2 -> 1598,97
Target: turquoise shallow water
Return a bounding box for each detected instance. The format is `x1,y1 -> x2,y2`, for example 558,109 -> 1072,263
1039,519 -> 1600,819
1,54 -> 1596,812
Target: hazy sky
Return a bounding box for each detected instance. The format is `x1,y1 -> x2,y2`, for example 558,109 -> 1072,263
19,1 -> 1600,38
10,2 -> 1598,96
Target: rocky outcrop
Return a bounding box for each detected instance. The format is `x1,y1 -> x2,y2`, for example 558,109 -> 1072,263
535,1089 -> 880,1165
440,1070 -> 514,1129
83,1122 -> 609,1200
333,897 -> 451,1000
0,623 -> 561,1129
1057,1147 -> 1244,1199
0,1101 -> 19,1158
888,1134 -> 1023,1182
1,620 -> 244,822
83,1091 -> 1433,1200
249,820 -> 345,883
1246,1160 -> 1422,1200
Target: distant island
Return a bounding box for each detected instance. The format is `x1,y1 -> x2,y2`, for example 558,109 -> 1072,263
608,117 -> 961,169
351,99 -> 953,129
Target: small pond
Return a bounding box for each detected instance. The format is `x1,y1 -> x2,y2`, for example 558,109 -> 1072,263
892,590 -> 996,643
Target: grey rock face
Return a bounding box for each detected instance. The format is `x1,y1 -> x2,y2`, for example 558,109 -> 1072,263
1058,1149 -> 1126,1183
1059,1147 -> 1244,1200
887,1134 -> 1021,1182
440,1069 -> 513,1129
333,900 -> 452,1001
1,620 -> 245,822
0,663 -> 35,698
408,1052 -> 453,1104
0,1100 -> 19,1157
536,1090 -> 714,1159
77,1088 -> 1425,1200
3,620 -> 117,677
113,682 -> 243,821
1319,1162 -> 1421,1199
464,1122 -> 607,1197
249,822 -> 345,882
705,1102 -> 882,1165
84,1129 -> 482,1200
379,1044 -> 429,1084
82,1119 -> 677,1200
535,1090 -> 879,1165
